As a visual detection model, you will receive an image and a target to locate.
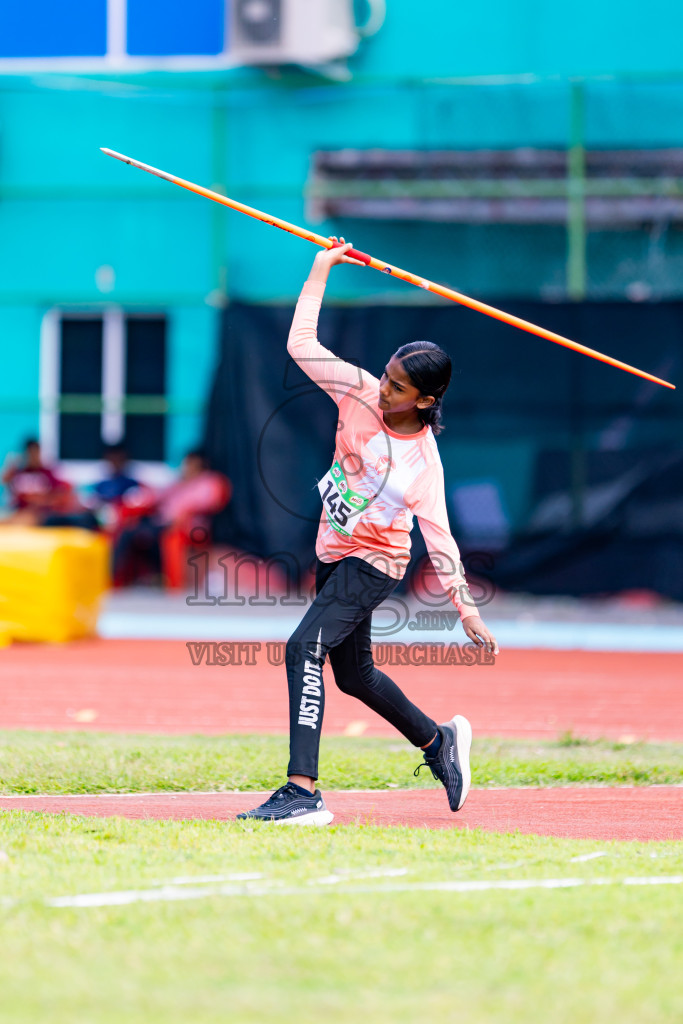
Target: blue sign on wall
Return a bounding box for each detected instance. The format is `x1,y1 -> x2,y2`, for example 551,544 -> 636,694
127,0 -> 225,56
0,0 -> 108,58
0,0 -> 227,61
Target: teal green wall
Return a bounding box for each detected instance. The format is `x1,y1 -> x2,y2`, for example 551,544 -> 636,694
1,0 -> 682,469
351,0 -> 683,79
0,306 -> 42,451
167,305 -> 218,459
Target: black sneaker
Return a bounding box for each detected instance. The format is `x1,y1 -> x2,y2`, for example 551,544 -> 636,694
414,715 -> 472,812
236,783 -> 334,826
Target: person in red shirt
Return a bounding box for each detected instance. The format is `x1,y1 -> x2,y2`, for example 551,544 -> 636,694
2,439 -> 72,524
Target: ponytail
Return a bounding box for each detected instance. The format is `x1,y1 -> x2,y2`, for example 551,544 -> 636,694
417,395 -> 446,435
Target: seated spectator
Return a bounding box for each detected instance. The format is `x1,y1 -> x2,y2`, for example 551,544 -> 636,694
113,449 -> 231,587
2,438 -> 69,523
1,438 -> 97,529
85,443 -> 156,533
92,443 -> 140,507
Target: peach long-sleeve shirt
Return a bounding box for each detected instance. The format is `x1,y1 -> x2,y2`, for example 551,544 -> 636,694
287,279 -> 478,620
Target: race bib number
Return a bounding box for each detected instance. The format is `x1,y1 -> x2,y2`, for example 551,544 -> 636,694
317,460 -> 370,537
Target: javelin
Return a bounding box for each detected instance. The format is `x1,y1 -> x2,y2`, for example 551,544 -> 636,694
101,147 -> 675,390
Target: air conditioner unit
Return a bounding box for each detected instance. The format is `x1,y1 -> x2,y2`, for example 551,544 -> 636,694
229,0 -> 360,66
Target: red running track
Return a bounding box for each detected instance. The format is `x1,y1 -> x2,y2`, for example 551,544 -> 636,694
0,639 -> 681,740
1,787 -> 681,841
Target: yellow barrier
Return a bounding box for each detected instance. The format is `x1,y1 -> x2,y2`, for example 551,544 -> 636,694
0,527 -> 110,644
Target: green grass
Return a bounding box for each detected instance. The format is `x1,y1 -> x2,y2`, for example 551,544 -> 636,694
1,731 -> 682,794
0,812 -> 681,1024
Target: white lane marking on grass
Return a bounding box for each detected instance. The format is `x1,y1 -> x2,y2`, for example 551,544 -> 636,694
3,784 -> 682,800
46,884 -> 259,908
43,870 -> 410,907
41,875 -> 683,909
150,873 -> 264,886
476,850 -> 607,873
0,791 -> 258,800
313,868 -> 408,885
622,876 -> 683,886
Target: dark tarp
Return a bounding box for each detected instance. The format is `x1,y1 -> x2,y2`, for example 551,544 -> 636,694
203,298 -> 683,597
487,449 -> 683,600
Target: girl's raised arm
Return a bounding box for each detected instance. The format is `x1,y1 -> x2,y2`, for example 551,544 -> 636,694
287,238 -> 369,406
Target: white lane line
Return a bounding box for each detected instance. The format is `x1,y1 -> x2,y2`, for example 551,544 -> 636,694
622,876 -> 683,886
2,785 -> 682,800
47,885 -> 248,908
0,791 -> 255,800
44,869 -> 410,907
479,850 -> 608,873
39,874 -> 683,909
46,882 -> 270,908
149,873 -> 264,886
312,868 -> 408,885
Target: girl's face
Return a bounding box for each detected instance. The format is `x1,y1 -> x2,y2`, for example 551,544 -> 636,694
378,355 -> 434,416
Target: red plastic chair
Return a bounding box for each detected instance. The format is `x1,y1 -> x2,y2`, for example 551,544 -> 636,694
161,475 -> 232,590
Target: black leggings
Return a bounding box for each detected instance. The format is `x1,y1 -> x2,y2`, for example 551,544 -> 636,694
286,556 -> 438,780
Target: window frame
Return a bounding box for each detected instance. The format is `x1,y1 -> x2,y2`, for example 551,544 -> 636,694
39,305 -> 172,485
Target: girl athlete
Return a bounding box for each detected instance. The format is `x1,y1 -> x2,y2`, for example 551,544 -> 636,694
238,240 -> 499,825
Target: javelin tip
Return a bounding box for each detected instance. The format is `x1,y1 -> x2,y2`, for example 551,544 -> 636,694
100,148 -> 131,164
